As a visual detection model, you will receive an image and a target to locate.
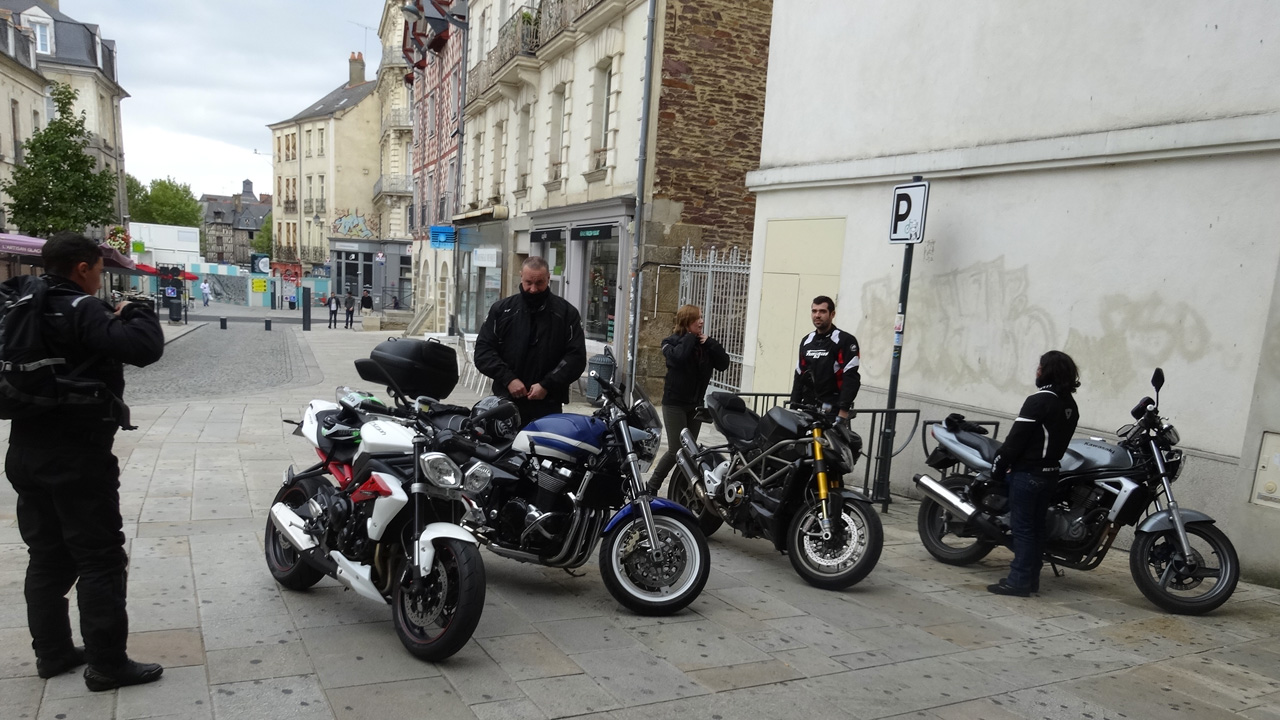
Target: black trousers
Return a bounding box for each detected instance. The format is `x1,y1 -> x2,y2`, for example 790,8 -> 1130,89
328,309 -> 338,327
345,309 -> 355,328
649,404 -> 701,491
7,435 -> 130,666
513,397 -> 562,426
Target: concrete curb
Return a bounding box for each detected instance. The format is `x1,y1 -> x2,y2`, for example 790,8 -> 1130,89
162,321 -> 206,344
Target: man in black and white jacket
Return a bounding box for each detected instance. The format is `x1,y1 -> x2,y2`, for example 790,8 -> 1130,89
789,295 -> 860,420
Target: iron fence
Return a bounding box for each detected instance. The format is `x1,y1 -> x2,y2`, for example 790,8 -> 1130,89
679,245 -> 750,392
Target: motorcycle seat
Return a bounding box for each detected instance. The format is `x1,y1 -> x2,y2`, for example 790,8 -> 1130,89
954,430 -> 1000,465
706,392 -> 760,449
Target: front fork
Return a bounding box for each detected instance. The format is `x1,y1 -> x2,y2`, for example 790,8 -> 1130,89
620,419 -> 664,562
813,428 -> 834,541
1151,437 -> 1195,560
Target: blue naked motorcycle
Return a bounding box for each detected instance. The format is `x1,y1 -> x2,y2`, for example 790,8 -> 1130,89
426,357 -> 711,615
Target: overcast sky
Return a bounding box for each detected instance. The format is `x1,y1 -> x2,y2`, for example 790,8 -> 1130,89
69,0 -> 388,199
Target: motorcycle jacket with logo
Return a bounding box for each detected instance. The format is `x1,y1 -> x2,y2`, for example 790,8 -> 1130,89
992,385 -> 1079,478
789,326 -> 860,412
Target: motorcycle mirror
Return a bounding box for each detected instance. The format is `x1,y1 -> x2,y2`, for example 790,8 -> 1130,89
1151,368 -> 1165,392
1116,423 -> 1135,437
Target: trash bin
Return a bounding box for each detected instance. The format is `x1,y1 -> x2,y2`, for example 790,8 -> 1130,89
167,298 -> 182,323
288,299 -> 297,310
585,353 -> 616,401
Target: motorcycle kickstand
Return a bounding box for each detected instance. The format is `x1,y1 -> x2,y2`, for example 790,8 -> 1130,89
561,568 -> 586,578
1049,560 -> 1064,578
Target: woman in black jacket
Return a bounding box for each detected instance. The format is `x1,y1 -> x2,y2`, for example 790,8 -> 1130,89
647,305 -> 730,494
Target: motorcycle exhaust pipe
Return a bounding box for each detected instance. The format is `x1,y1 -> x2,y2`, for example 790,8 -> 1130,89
913,474 -> 977,520
269,502 -> 338,575
912,474 -> 1004,542
675,447 -> 730,522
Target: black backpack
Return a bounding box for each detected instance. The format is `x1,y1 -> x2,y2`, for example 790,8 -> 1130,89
0,275 -> 121,423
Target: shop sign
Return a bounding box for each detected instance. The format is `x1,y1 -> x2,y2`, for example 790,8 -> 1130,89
131,241 -> 146,253
332,241 -> 359,251
251,278 -> 268,293
571,225 -> 613,241
474,248 -> 499,267
532,228 -> 564,243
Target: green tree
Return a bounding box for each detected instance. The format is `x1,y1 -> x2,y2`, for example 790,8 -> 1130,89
252,212 -> 272,255
142,177 -> 201,227
126,173 -> 150,222
1,83 -> 116,237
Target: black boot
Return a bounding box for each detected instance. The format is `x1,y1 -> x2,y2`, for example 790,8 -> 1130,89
37,646 -> 86,678
646,476 -> 665,495
84,659 -> 164,692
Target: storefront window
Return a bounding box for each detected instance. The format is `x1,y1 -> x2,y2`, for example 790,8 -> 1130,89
583,234 -> 618,342
536,238 -> 567,298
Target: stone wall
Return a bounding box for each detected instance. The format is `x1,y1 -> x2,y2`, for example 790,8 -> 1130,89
637,0 -> 772,396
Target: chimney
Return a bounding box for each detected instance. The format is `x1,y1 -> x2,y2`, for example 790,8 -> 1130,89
45,0 -> 59,9
242,179 -> 254,198
349,51 -> 365,87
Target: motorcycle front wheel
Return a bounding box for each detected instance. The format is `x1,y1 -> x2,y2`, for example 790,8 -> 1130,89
391,539 -> 486,661
916,475 -> 997,566
264,477 -> 327,591
1129,522 -> 1239,615
600,507 -> 710,616
666,467 -> 724,537
786,497 -> 883,590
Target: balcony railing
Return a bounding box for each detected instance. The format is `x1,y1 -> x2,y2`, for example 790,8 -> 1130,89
284,199 -> 298,213
301,246 -> 327,263
315,198 -> 327,214
302,198 -> 314,214
466,0 -> 610,107
273,243 -> 298,263
374,174 -> 412,197
381,107 -> 412,136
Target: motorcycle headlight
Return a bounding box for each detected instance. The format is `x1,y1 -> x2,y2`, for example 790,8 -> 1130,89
419,452 -> 462,489
464,462 -> 494,494
630,427 -> 661,469
1161,423 -> 1180,447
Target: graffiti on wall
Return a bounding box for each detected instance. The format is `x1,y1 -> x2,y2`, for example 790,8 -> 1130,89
860,257 -> 1057,392
331,209 -> 378,239
858,256 -> 1219,395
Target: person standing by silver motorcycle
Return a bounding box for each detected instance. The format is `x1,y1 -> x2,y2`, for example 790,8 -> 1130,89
987,351 -> 1080,597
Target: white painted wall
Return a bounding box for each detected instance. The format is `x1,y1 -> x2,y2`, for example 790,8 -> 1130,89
745,1 -> 1280,581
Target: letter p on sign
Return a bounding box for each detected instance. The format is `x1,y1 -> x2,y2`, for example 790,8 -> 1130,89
889,181 -> 929,244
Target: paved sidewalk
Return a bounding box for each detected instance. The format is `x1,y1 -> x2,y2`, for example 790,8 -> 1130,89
1,329 -> 1278,719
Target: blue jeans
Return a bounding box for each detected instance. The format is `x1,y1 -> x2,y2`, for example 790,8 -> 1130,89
1006,470 -> 1053,590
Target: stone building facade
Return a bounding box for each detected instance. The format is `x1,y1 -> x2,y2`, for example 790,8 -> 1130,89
404,0 -> 771,388
0,11 -> 45,238
200,180 -> 271,267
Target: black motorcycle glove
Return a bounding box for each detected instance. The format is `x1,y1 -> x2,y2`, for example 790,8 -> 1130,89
119,302 -> 157,322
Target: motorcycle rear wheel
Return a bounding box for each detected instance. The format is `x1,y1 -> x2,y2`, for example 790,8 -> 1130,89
916,475 -> 997,566
1129,522 -> 1239,615
392,539 -> 486,661
264,477 -> 327,591
666,467 -> 724,537
600,507 -> 710,616
787,497 -> 883,590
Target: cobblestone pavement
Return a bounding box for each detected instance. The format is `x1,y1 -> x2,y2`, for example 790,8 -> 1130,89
1,327 -> 1279,719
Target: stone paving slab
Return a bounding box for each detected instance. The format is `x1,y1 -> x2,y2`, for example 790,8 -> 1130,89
1,326 -> 1278,719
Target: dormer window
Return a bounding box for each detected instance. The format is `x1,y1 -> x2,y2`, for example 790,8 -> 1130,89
31,21 -> 52,55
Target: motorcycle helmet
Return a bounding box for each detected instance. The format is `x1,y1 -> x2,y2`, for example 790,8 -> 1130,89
471,395 -> 521,441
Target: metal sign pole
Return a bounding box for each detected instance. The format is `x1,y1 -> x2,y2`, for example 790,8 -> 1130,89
873,175 -> 924,511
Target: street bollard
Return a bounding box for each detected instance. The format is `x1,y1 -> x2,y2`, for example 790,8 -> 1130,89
219,317 -> 227,330
265,318 -> 272,331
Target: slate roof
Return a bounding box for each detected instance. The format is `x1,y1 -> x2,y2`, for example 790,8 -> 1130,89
276,79 -> 375,125
203,199 -> 272,232
0,1 -> 121,84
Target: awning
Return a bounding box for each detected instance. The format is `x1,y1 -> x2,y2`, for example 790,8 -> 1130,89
0,232 -> 137,270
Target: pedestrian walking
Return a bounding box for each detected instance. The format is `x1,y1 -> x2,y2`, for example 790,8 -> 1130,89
344,291 -> 356,328
987,351 -> 1081,597
326,294 -> 340,328
199,278 -> 211,307
4,232 -> 166,690
360,290 -> 373,317
790,295 -> 860,420
474,256 -> 586,424
647,304 -> 730,494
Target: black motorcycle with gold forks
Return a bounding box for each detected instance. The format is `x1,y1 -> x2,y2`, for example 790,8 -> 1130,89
669,392 -> 883,589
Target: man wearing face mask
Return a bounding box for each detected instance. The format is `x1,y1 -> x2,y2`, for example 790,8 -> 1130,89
474,256 -> 587,424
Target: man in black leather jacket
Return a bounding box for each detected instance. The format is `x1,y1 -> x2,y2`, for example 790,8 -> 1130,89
5,232 -> 166,690
987,350 -> 1080,598
474,256 -> 586,424
789,295 -> 860,419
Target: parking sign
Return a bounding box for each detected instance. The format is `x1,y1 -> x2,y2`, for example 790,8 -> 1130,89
889,181 -> 929,244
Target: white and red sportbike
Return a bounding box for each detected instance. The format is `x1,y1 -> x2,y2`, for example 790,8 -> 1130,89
265,340 -> 484,661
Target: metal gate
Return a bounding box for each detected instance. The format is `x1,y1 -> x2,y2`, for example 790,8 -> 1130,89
679,245 -> 751,391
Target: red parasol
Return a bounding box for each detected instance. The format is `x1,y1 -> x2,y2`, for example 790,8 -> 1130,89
135,263 -> 159,275
181,271 -> 198,281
